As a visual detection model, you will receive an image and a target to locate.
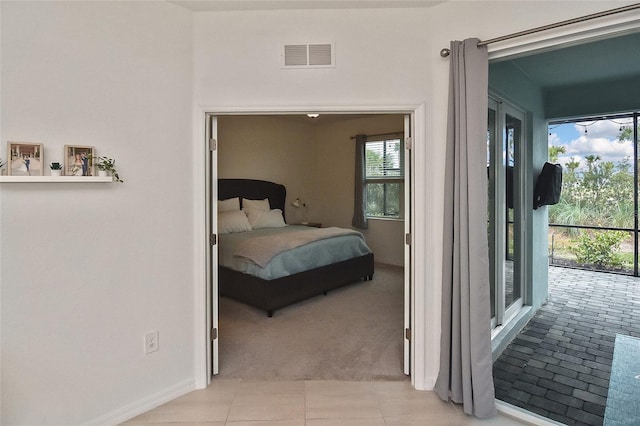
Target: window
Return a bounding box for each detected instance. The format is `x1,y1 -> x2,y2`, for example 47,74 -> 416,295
365,137 -> 404,218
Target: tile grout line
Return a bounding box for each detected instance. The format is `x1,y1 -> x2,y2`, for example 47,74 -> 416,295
223,378 -> 240,425
304,380 -> 308,426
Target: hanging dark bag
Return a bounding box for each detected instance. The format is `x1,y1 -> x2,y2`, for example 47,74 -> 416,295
533,162 -> 562,209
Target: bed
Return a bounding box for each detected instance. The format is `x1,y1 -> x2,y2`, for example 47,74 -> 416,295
218,178 -> 374,316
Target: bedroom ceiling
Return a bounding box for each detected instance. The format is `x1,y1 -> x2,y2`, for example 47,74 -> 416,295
168,0 -> 445,12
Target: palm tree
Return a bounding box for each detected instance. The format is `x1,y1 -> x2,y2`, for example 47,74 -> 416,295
549,145 -> 566,163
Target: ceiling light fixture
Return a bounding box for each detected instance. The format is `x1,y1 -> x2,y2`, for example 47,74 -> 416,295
307,113 -> 320,118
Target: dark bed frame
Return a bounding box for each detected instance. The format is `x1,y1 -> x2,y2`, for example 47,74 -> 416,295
218,178 -> 374,317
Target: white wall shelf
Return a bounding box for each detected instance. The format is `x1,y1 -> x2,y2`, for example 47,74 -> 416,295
0,176 -> 113,183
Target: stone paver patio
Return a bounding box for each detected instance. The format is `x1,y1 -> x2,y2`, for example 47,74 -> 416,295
493,266 -> 640,426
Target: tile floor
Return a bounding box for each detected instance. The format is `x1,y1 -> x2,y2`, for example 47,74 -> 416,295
122,379 -> 529,425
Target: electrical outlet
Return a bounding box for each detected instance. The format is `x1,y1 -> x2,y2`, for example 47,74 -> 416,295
145,331 -> 159,354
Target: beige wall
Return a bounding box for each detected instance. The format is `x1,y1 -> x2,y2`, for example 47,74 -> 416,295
218,115 -> 315,222
310,115 -> 405,266
217,114 -> 405,266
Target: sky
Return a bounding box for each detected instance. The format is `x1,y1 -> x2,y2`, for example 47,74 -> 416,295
548,118 -> 634,172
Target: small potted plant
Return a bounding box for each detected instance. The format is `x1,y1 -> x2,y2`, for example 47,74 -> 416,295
95,156 -> 123,183
0,158 -> 6,175
50,162 -> 63,176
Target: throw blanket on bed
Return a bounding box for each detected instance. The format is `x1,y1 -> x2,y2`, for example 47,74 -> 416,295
234,227 -> 364,268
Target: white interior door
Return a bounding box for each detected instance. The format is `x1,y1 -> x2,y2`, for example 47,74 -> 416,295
207,114 -> 219,379
205,111 -> 412,379
403,114 -> 412,375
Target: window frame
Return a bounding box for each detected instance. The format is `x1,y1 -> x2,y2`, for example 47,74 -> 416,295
364,136 -> 405,219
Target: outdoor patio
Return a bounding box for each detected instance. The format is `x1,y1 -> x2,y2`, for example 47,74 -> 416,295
493,266 -> 640,426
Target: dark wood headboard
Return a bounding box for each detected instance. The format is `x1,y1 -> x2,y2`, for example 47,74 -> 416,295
218,179 -> 287,221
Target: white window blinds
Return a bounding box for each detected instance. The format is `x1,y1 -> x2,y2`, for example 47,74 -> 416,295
365,138 -> 404,179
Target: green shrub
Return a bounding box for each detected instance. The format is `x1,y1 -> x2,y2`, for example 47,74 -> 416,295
570,230 -> 626,268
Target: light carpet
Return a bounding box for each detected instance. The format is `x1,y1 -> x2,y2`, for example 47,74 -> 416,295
217,263 -> 406,381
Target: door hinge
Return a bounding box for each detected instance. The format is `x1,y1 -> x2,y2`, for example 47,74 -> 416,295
210,233 -> 217,246
405,137 -> 412,150
210,328 -> 218,341
209,138 -> 217,151
405,328 -> 411,341
405,233 -> 412,245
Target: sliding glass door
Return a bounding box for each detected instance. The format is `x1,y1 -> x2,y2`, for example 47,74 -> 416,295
488,99 -> 525,329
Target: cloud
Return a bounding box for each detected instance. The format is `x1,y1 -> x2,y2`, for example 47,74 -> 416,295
548,119 -> 635,171
564,135 -> 632,157
557,136 -> 632,170
552,138 -> 631,172
548,133 -> 561,147
574,119 -> 632,140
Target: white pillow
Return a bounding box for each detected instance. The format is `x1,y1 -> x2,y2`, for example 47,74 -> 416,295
244,208 -> 286,229
218,210 -> 252,234
218,197 -> 240,212
242,198 -> 270,211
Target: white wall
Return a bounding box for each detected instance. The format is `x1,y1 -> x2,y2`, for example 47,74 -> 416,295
1,1 -> 633,423
194,0 -> 631,390
1,2 -> 194,424
194,10 -> 434,381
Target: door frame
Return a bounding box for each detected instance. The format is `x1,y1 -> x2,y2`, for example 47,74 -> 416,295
487,12 -> 640,423
488,98 -> 527,332
193,104 -> 426,389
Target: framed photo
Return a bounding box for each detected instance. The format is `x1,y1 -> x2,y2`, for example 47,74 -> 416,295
7,142 -> 44,176
64,145 -> 95,177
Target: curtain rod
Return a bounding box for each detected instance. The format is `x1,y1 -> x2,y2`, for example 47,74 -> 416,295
439,3 -> 640,57
350,131 -> 403,140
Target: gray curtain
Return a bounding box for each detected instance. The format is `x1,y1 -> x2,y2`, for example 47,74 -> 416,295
434,38 -> 496,419
352,134 -> 368,229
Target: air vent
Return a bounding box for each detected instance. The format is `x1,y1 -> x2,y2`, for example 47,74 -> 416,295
284,45 -> 307,66
309,44 -> 332,66
283,43 -> 335,68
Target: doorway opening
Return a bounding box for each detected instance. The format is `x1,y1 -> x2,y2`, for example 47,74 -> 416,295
204,111 -> 416,383
489,28 -> 640,425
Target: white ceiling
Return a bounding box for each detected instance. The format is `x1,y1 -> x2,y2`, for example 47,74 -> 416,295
168,0 -> 444,12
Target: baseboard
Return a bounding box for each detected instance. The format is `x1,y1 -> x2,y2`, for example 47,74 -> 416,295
496,400 -> 565,426
374,259 -> 404,268
413,374 -> 436,391
83,378 -> 195,426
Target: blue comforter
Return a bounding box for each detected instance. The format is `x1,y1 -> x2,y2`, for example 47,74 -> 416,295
218,225 -> 371,280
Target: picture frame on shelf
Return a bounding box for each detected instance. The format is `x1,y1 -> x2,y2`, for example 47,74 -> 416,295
64,145 -> 95,177
7,142 -> 44,176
